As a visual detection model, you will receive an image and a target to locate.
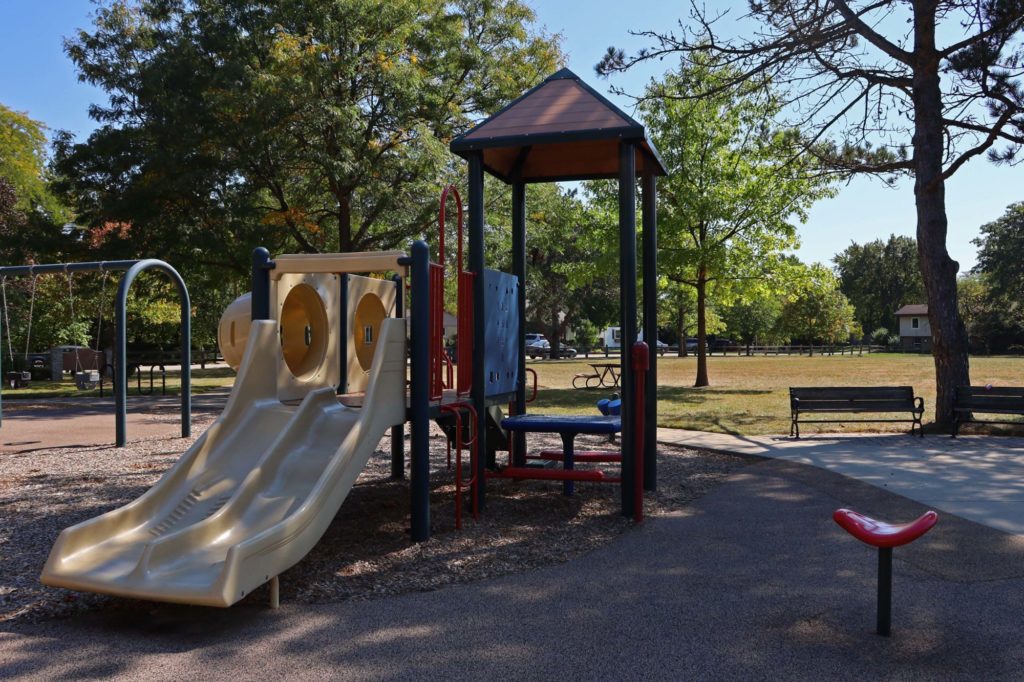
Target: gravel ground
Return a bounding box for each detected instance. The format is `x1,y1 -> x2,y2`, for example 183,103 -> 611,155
0,417 -> 752,626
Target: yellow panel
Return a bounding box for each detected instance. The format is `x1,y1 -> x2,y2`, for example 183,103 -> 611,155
280,283 -> 329,381
353,293 -> 387,371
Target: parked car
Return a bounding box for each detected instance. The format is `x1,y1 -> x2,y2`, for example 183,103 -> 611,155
685,337 -> 698,351
526,339 -> 577,359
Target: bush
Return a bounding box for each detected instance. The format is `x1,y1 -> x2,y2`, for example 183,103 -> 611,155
870,327 -> 890,345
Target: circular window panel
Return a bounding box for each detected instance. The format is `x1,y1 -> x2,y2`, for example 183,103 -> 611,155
354,293 -> 387,371
280,283 -> 329,381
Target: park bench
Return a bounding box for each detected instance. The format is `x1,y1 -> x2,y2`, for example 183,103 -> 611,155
952,386 -> 1024,437
789,386 -> 924,439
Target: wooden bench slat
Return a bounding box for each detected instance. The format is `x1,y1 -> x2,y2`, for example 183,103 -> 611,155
791,387 -> 914,400
793,401 -> 919,413
956,386 -> 1024,398
954,398 -> 1024,411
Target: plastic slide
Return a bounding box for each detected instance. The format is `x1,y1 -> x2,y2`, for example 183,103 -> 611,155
40,318 -> 407,607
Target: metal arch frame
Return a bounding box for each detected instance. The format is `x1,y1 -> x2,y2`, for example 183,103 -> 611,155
114,260 -> 192,446
0,259 -> 192,447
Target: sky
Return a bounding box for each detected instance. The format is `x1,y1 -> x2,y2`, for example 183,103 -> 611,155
2,1 -> 1021,272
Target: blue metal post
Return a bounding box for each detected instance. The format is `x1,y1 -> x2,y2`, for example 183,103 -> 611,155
468,152 -> 487,508
408,242 -> 431,541
618,141 -> 637,517
511,180 -> 527,466
115,260 -> 191,446
390,274 -> 405,479
641,172 -> 658,491
251,247 -> 273,321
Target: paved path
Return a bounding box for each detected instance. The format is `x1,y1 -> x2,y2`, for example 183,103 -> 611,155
659,429 -> 1024,536
0,390 -> 230,453
2,458 -> 1023,680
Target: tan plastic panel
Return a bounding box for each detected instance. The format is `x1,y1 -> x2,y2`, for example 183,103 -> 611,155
41,318 -> 408,607
272,272 -> 341,402
217,293 -> 251,371
345,275 -> 397,393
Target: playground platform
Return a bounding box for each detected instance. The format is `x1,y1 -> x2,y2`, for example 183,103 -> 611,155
2,444 -> 1023,679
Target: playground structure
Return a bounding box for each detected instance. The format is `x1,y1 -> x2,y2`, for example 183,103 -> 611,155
0,259 -> 191,445
39,67 -> 666,607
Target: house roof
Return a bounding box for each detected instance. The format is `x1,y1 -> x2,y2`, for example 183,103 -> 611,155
449,68 -> 667,184
894,304 -> 928,316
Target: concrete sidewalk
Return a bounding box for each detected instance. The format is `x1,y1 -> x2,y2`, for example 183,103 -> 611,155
659,429 -> 1024,536
2,458 -> 1023,680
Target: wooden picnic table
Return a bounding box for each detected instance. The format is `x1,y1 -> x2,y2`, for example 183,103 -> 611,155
589,362 -> 620,388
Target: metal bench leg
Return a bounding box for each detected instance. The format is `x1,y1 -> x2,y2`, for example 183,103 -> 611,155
791,413 -> 800,439
877,547 -> 892,636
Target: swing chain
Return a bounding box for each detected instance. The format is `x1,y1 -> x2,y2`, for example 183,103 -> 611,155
66,267 -> 83,373
24,275 -> 36,362
1,276 -> 14,365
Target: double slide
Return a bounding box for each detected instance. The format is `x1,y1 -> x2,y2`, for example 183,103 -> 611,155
41,319 -> 407,607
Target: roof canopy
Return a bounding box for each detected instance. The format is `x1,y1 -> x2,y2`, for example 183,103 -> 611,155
450,68 -> 667,184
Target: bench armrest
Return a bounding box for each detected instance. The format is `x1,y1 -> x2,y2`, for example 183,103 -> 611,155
914,396 -> 924,413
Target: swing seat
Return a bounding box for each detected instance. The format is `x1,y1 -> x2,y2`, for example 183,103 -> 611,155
75,370 -> 100,390
6,371 -> 31,389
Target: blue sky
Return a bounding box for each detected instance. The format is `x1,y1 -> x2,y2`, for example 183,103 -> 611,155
2,1 -> 1021,272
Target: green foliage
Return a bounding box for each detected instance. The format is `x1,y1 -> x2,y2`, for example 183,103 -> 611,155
777,263 -> 861,344
721,293 -> 783,348
57,0 -> 560,260
870,327 -> 891,346
833,235 -> 925,333
974,202 -> 1024,303
0,103 -> 63,217
638,56 -> 835,380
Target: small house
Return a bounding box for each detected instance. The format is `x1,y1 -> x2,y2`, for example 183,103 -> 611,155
894,304 -> 930,352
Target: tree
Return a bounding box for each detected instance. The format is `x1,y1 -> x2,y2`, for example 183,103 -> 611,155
833,235 -> 926,333
638,57 -> 834,386
0,104 -> 70,262
57,0 -> 560,266
598,1 -> 1024,425
974,202 -> 1024,302
777,263 -> 861,345
721,291 -> 783,354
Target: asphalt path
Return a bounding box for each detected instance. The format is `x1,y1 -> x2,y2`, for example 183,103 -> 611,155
3,458 -> 1022,680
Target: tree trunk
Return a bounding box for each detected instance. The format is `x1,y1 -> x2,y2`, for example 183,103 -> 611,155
550,309 -> 560,360
338,193 -> 353,252
695,266 -> 709,387
912,5 -> 970,428
676,302 -> 687,357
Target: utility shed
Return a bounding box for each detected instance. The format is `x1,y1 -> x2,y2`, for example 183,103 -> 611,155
894,304 -> 931,352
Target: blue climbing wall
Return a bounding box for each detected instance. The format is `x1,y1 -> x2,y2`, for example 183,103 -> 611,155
483,268 -> 518,397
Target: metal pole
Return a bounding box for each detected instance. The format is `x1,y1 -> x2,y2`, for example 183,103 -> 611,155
468,152 -> 487,509
390,274 -> 405,479
115,259 -> 191,446
408,241 -> 431,542
641,173 -> 658,492
618,141 -> 637,517
251,247 -> 273,321
511,180 -> 527,466
0,260 -> 139,277
877,547 -> 893,636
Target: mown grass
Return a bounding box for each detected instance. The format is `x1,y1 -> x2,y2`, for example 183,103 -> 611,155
527,353 -> 1024,435
6,353 -> 1022,436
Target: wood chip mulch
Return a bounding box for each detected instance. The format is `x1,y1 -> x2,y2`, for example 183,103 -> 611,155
0,419 -> 752,626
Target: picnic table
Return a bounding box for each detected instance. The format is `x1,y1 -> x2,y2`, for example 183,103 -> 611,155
572,362 -> 621,389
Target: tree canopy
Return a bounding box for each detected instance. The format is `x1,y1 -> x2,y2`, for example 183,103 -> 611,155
974,201 -> 1024,303
639,56 -> 834,386
57,0 -> 561,271
833,235 -> 926,334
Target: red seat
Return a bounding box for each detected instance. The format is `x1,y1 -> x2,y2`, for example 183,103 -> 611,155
833,509 -> 938,548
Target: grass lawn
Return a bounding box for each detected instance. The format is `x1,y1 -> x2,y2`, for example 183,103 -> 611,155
2,366 -> 235,400
527,353 -> 1024,436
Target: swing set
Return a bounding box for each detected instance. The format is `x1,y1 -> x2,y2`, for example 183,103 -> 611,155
0,258 -> 192,446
